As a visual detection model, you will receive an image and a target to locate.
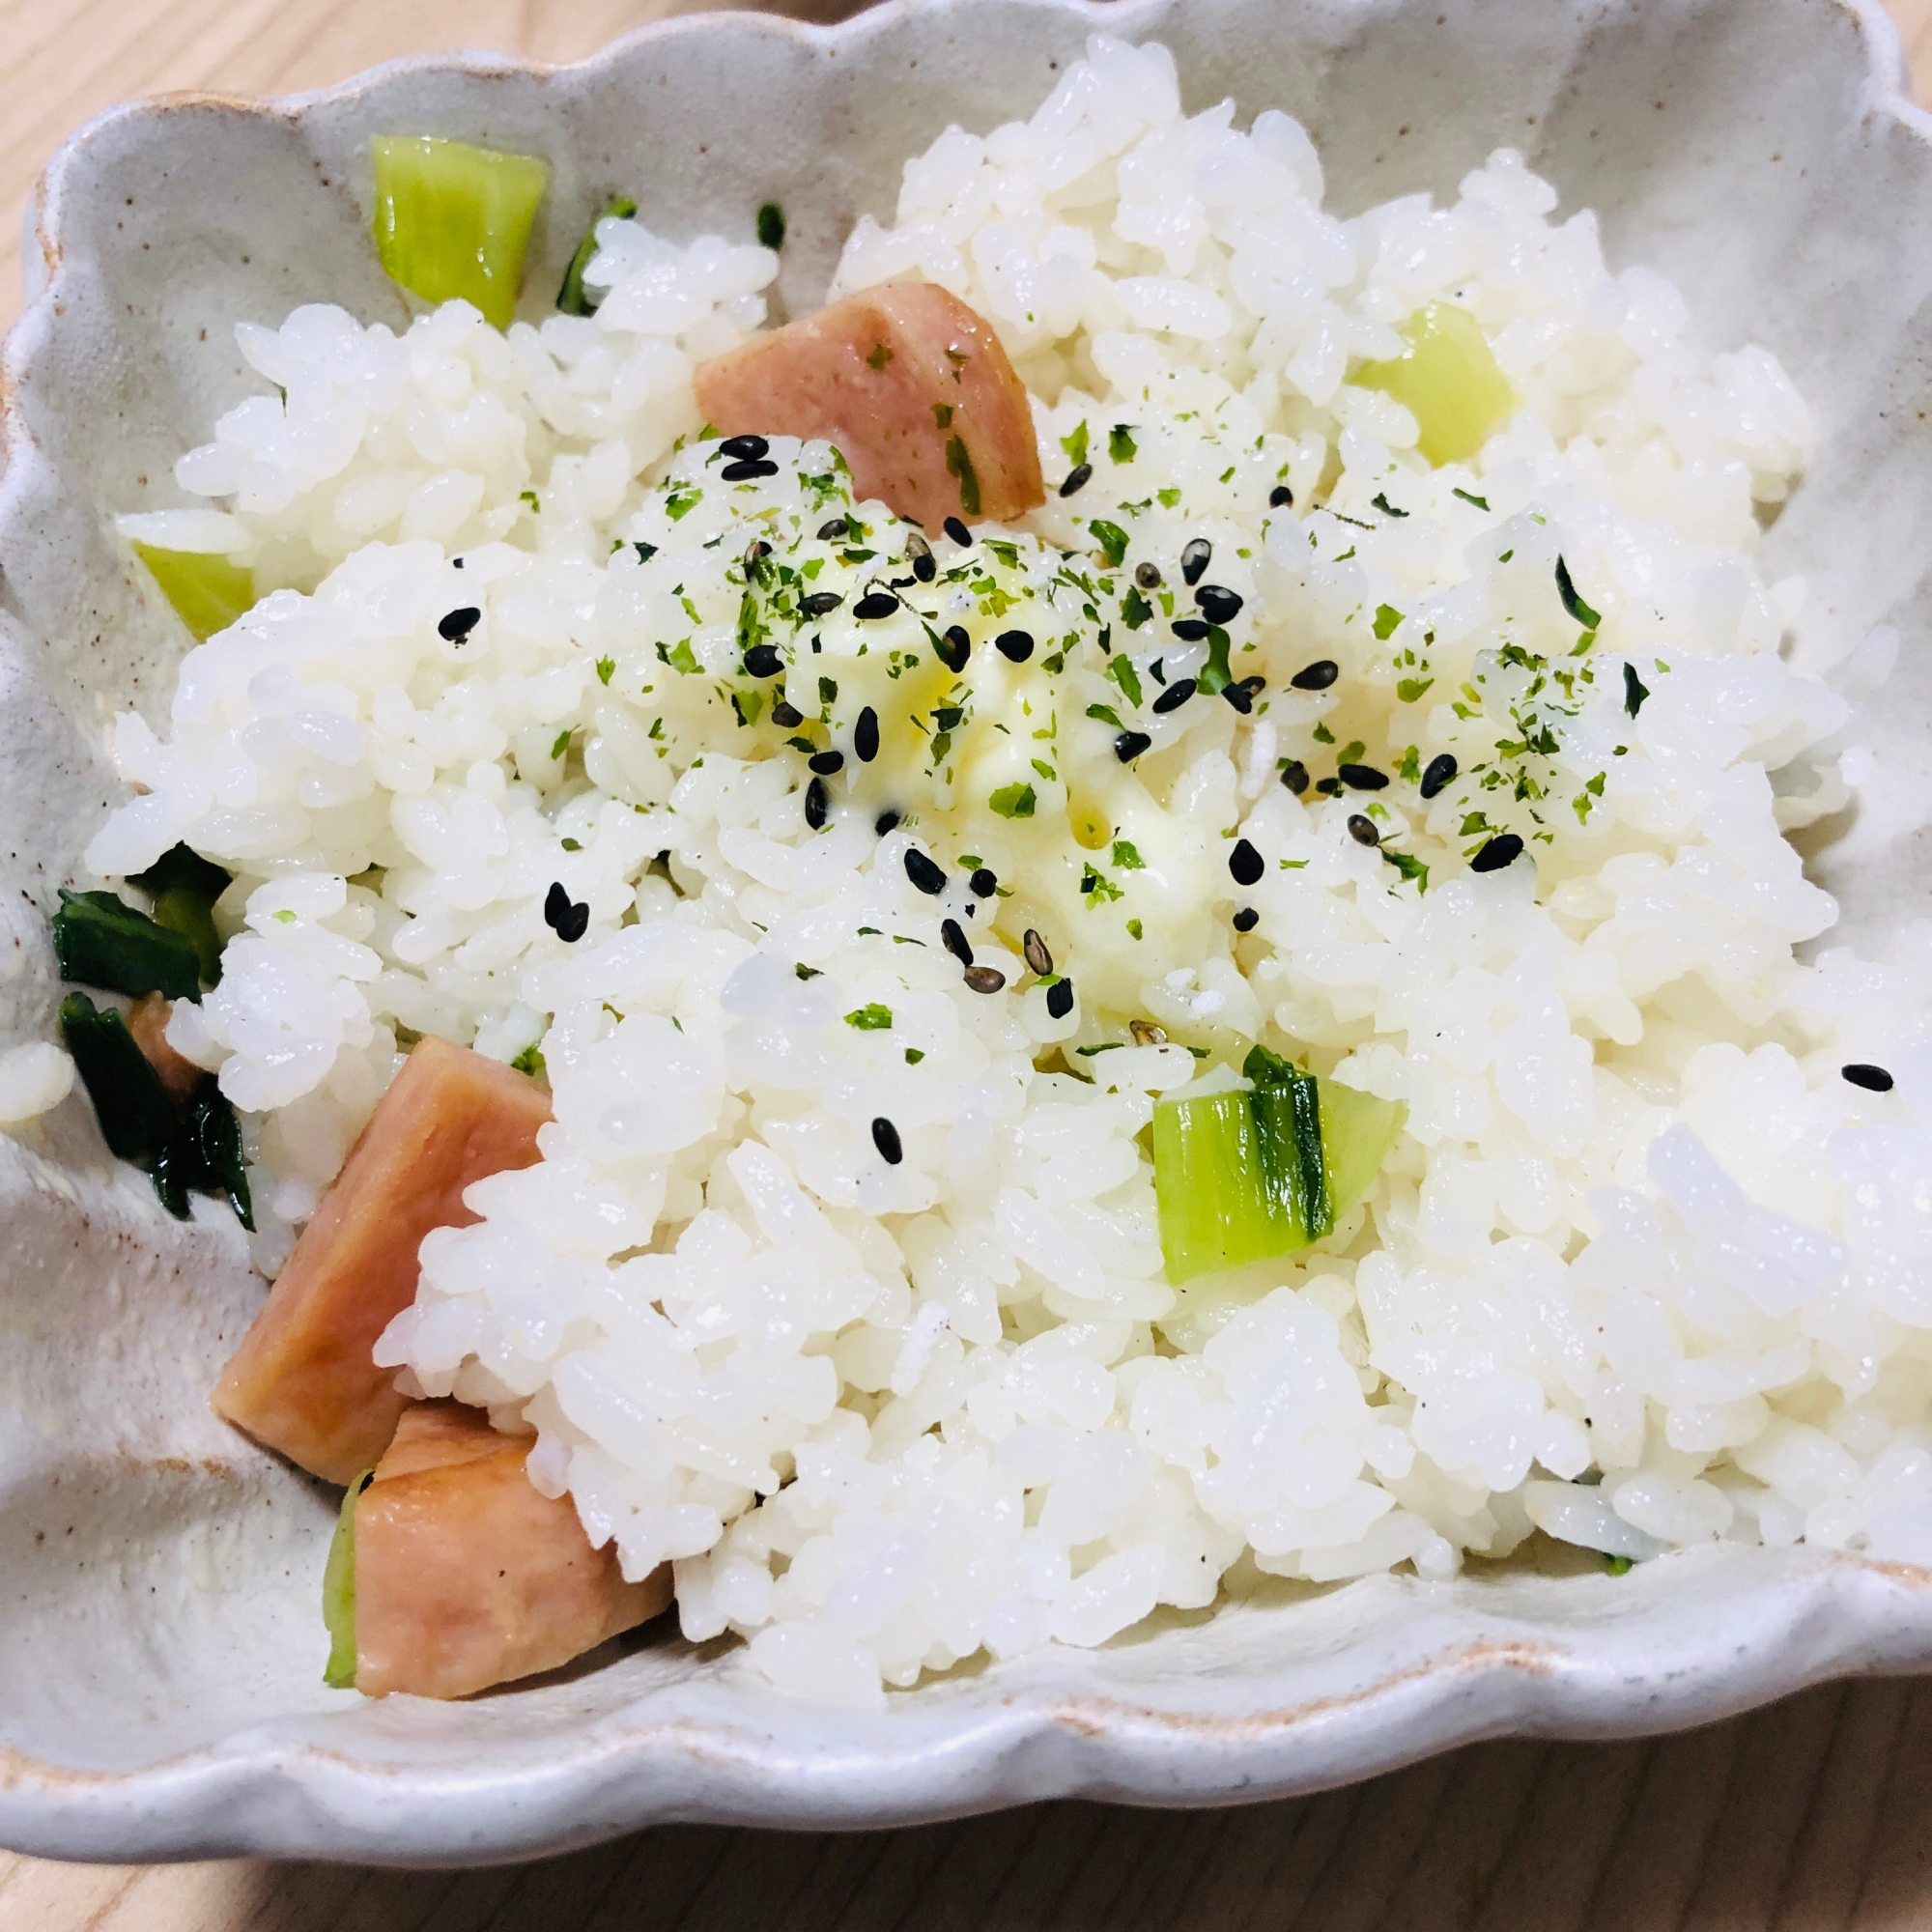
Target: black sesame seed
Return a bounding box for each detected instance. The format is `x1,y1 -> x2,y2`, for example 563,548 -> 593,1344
1194,584 -> 1243,624
871,1116 -> 904,1165
1180,537 -> 1212,585
1420,753 -> 1459,800
805,778 -> 830,830
809,750 -> 845,776
771,700 -> 804,728
904,847 -> 948,895
941,918 -> 974,966
742,538 -> 772,574
944,516 -> 972,547
1171,618 -> 1211,643
1229,838 -> 1264,887
1238,674 -> 1266,696
1135,561 -> 1162,589
452,555 -> 465,568
995,629 -> 1035,663
853,591 -> 899,620
1843,1063 -> 1895,1093
963,965 -> 1007,994
905,533 -> 936,582
1470,832 -> 1524,873
1348,814 -> 1380,847
1316,776 -> 1342,796
543,880 -> 589,943
1046,978 -> 1074,1019
875,810 -> 901,836
1023,929 -> 1053,977
854,706 -> 880,763
1115,730 -> 1152,763
439,606 -> 481,642
1280,759 -> 1309,795
718,434 -> 770,462
1060,463 -> 1093,497
1233,907 -> 1260,932
1268,484 -> 1294,508
936,625 -> 971,672
970,867 -> 997,896
1220,681 -> 1253,715
817,516 -> 853,541
743,643 -> 783,678
721,458 -> 780,481
800,590 -> 844,617
1339,763 -> 1389,790
1151,679 -> 1196,715
1291,660 -> 1340,690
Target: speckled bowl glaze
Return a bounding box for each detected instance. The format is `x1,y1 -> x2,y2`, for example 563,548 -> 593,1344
2,0 -> 1931,1868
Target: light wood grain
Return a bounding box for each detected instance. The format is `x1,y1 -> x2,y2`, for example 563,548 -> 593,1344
4,1 -> 1932,1924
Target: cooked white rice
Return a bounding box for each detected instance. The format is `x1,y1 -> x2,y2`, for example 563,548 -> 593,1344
75,36 -> 1932,1704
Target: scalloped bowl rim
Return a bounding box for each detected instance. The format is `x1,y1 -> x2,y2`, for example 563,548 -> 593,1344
0,0 -> 1929,1867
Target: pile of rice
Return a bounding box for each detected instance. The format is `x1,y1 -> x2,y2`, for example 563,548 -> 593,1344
67,36 -> 1932,1703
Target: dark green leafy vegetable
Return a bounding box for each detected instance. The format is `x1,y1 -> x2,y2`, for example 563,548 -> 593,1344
756,201 -> 786,250
1246,1042 -> 1329,1232
59,993 -> 180,1168
58,991 -> 253,1228
556,193 -> 638,316
128,843 -> 231,985
53,891 -> 202,1002
186,1085 -> 254,1231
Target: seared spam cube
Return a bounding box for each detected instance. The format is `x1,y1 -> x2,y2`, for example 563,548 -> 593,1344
355,1402 -> 670,1699
695,282 -> 1044,529
213,1037 -> 552,1484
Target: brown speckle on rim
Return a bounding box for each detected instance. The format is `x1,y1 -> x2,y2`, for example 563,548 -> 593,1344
1048,1637 -> 1562,1743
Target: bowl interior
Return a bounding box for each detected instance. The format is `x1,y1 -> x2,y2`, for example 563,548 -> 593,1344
2,0 -> 1930,1861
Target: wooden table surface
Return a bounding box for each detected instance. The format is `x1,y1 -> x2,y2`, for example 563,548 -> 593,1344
6,1 -> 1932,1924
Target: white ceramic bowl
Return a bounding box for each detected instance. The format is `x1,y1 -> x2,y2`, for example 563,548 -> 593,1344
3,0 -> 1931,1867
